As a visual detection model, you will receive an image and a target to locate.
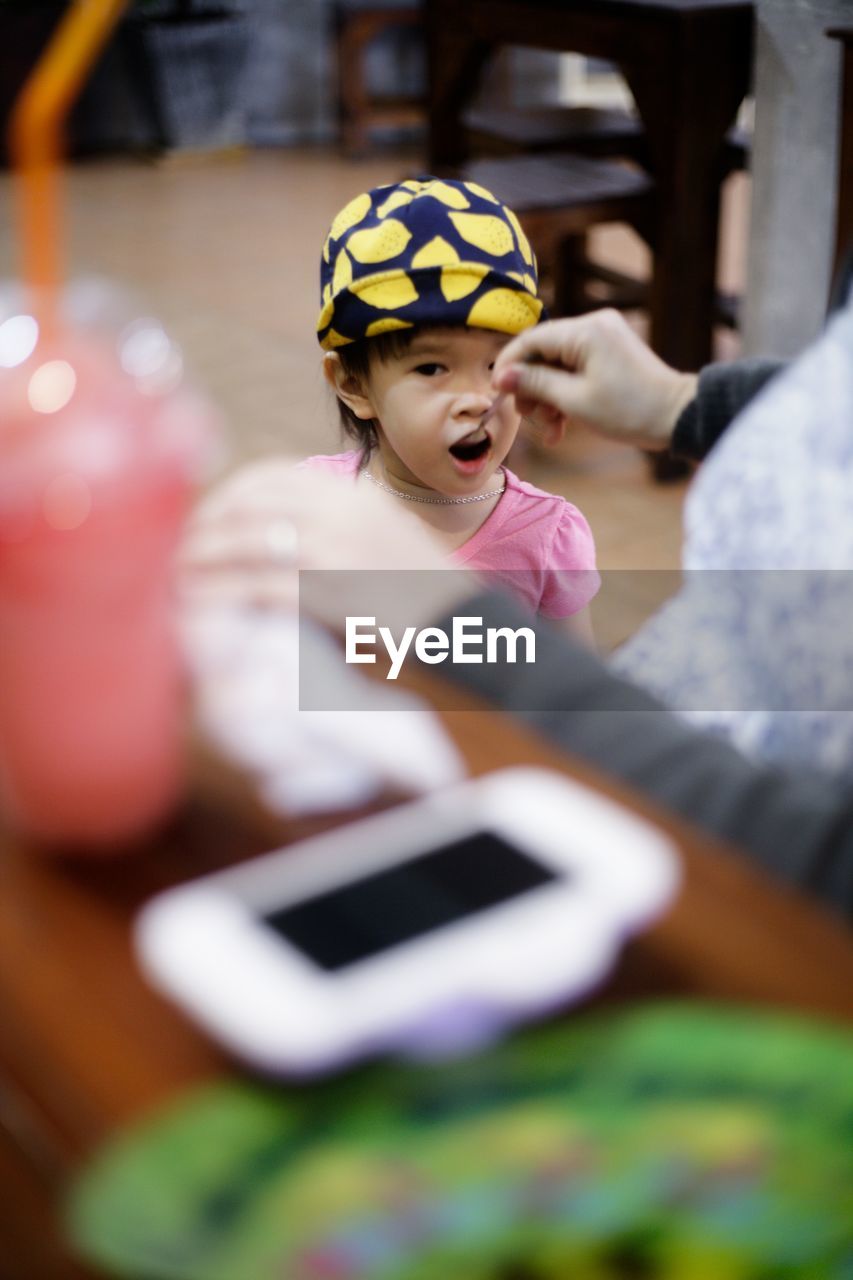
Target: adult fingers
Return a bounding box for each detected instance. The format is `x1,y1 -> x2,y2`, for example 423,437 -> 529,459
492,316 -> 590,382
503,360 -> 588,419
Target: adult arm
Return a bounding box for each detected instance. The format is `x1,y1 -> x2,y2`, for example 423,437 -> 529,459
436,589 -> 853,917
492,311 -> 785,463
671,357 -> 785,461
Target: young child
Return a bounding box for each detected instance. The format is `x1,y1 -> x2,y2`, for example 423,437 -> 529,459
305,176 -> 599,629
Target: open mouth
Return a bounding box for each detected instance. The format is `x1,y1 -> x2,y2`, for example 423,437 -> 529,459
449,431 -> 490,463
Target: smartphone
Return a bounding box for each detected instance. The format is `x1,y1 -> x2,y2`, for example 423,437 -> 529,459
136,768 -> 679,1075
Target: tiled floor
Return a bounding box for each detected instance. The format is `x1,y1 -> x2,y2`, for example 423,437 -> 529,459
0,147 -> 750,639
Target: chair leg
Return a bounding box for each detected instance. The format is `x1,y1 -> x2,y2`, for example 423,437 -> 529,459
120,19 -> 172,151
337,14 -> 373,157
553,234 -> 593,316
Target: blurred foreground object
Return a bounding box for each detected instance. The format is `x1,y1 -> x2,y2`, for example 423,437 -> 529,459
135,768 -> 679,1074
68,1003 -> 853,1279
0,282 -> 214,846
9,0 -> 128,298
0,1 -> 216,847
182,605 -> 464,815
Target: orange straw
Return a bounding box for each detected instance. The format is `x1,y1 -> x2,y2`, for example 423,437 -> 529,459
9,0 -> 128,309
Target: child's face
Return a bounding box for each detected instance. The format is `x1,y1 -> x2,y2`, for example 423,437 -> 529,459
361,327 -> 521,495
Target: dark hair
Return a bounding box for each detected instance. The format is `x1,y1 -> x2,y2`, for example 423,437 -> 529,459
333,328 -> 419,451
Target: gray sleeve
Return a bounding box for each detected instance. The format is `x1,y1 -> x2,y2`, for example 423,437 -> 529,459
671,358 -> 786,461
435,591 -> 853,917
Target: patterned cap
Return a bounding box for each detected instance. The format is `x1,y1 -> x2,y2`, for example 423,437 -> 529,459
317,177 -> 543,350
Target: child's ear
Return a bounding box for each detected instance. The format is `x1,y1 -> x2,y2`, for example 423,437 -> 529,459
323,352 -> 376,421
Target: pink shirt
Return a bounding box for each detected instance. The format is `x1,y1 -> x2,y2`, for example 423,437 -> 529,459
301,451 -> 599,619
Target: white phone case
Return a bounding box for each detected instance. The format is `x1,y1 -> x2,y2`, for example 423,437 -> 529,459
136,768 -> 680,1075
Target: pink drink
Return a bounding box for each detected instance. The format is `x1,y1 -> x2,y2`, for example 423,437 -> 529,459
0,304 -> 211,847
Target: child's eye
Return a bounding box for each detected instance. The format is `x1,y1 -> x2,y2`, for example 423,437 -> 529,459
413,362 -> 444,377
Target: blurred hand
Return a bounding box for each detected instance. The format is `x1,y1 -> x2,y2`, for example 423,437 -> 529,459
493,309 -> 698,451
179,458 -> 472,632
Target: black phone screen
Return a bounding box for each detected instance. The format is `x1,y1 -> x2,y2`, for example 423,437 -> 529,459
261,831 -> 559,971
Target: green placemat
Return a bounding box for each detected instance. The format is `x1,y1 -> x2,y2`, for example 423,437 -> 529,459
67,1004 -> 853,1279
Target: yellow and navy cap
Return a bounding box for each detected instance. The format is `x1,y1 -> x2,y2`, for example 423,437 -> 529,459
317,176 -> 543,351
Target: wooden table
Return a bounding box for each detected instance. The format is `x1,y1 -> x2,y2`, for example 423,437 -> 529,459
425,0 -> 754,370
2,698 -> 852,1278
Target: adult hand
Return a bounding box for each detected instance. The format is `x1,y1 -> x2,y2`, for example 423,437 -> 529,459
179,457 -> 472,632
492,309 -> 698,451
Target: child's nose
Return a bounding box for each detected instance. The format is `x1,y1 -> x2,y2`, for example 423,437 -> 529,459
453,387 -> 494,419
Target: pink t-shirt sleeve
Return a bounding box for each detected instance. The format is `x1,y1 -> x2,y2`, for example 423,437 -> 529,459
538,505 -> 600,619
297,451 -> 363,477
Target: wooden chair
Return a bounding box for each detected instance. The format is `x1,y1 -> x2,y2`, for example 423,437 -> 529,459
458,151 -> 655,319
463,102 -> 749,175
461,105 -> 750,327
463,102 -> 648,164
334,0 -> 424,157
